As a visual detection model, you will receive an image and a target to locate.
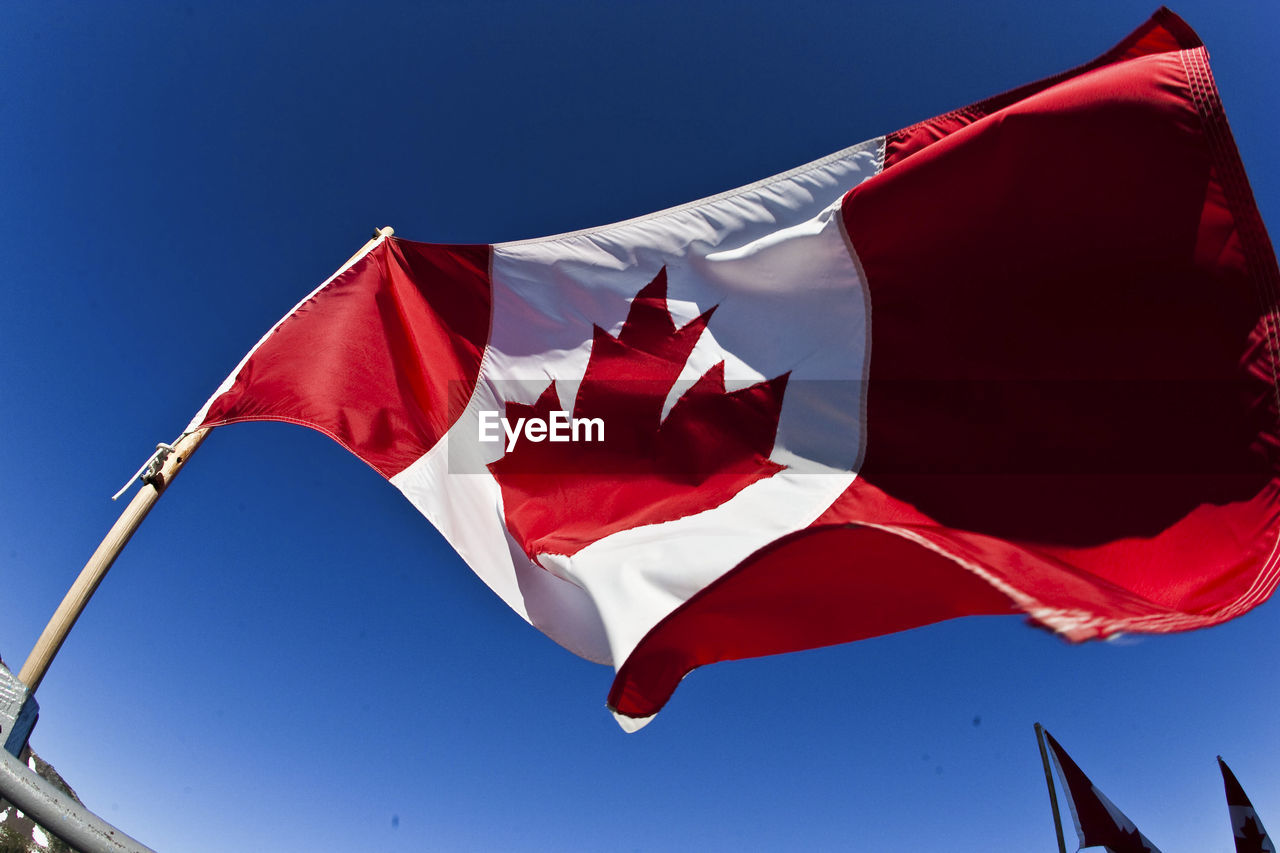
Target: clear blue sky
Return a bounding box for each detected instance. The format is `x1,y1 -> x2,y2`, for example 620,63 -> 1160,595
2,2 -> 1277,851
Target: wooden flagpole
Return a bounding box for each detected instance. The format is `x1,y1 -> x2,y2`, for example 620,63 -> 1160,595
19,429 -> 208,692
1035,722 -> 1069,853
18,227 -> 396,694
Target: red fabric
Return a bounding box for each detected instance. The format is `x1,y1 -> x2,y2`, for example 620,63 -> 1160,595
608,521 -> 1017,717
489,268 -> 787,558
609,10 -> 1280,719
200,239 -> 492,478
882,7 -> 1202,167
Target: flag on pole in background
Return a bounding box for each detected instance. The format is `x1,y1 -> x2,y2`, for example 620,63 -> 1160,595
1043,730 -> 1162,853
1219,757 -> 1276,853
187,8 -> 1280,728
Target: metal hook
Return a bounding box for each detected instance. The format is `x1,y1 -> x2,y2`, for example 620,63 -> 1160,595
111,442 -> 176,501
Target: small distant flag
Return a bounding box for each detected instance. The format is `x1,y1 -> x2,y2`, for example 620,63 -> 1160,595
1220,757 -> 1275,853
1042,729 -> 1162,853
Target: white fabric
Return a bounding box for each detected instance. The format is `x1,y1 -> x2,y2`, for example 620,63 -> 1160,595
392,137 -> 884,669
1229,804 -> 1276,852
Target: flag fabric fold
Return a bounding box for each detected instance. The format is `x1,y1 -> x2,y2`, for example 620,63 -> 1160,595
1219,757 -> 1276,853
190,8 -> 1280,727
1043,730 -> 1162,853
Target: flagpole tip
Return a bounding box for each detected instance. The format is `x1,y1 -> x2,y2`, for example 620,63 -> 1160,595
375,226 -> 394,239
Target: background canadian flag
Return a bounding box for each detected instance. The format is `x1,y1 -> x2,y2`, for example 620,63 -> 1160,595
188,8 -> 1279,728
1044,729 -> 1163,853
1220,757 -> 1276,853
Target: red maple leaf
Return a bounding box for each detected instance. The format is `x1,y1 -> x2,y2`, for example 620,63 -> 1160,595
489,267 -> 788,558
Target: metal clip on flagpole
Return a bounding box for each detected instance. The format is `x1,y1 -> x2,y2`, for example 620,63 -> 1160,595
111,442 -> 176,501
18,428 -> 209,695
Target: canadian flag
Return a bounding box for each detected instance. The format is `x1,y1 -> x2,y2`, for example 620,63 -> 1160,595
1043,729 -> 1162,853
189,9 -> 1280,728
1219,757 -> 1275,853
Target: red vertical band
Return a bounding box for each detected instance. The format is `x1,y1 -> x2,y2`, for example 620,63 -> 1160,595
609,10 -> 1280,721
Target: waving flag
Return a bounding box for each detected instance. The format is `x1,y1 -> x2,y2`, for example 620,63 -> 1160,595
188,8 -> 1280,728
1043,730 -> 1162,853
1220,757 -> 1276,853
